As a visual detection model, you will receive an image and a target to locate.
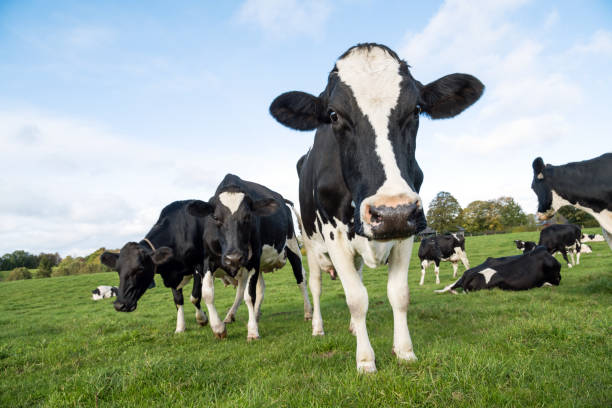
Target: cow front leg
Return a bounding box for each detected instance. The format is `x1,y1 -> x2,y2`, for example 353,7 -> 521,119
243,269 -> 260,341
419,260 -> 427,286
286,243 -> 313,320
560,248 -> 572,268
452,262 -> 458,279
568,248 -> 576,266
254,271 -> 265,322
172,287 -> 186,333
434,261 -> 441,285
202,268 -> 226,339
224,276 -> 246,324
305,251 -> 324,336
388,238 -> 417,364
456,247 -> 470,270
190,272 -> 208,326
349,259 -> 364,336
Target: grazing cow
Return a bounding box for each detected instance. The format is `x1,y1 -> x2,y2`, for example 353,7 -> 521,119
269,43 -> 483,372
435,246 -> 561,294
100,200 -> 209,333
92,285 -> 118,300
187,174 -> 312,341
514,240 -> 537,254
538,224 -> 582,268
532,154 -> 612,250
418,234 -> 470,285
582,233 -> 605,243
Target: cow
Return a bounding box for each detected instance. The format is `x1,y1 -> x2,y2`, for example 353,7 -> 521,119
417,233 -> 470,285
91,285 -> 118,300
531,154 -> 612,250
514,240 -> 537,254
187,174 -> 312,341
100,200 -> 209,333
538,224 -> 582,268
435,246 -> 561,294
582,233 -> 605,243
269,43 -> 484,372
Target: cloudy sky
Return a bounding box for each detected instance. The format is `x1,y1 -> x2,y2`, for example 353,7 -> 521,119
1,0 -> 610,256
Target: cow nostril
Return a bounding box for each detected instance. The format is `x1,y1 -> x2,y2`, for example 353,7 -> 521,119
369,207 -> 383,224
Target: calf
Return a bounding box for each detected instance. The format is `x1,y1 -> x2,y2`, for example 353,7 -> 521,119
418,234 -> 470,285
582,233 -> 605,243
532,154 -> 612,250
435,246 -> 561,294
100,200 -> 208,333
514,240 -> 537,254
187,174 -> 312,341
91,285 -> 118,300
538,224 -> 582,268
269,43 -> 483,372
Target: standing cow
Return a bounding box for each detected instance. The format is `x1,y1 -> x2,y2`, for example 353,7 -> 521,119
531,154 -> 612,250
187,174 -> 312,341
269,43 -> 483,372
100,200 -> 208,333
418,233 -> 470,285
538,224 -> 582,268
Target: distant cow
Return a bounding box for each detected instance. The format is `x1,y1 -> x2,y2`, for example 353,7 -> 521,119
532,154 -> 612,251
514,240 -> 537,254
187,174 -> 312,341
418,234 -> 470,285
538,224 -> 582,268
269,43 -> 483,372
435,246 -> 561,294
100,200 -> 208,333
92,285 -> 118,300
582,233 -> 605,243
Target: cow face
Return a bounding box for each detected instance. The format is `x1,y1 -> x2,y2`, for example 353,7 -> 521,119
531,157 -> 555,220
188,190 -> 278,276
542,253 -> 562,286
100,243 -> 173,312
270,43 -> 483,240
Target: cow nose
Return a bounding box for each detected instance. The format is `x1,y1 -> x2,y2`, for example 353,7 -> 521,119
223,253 -> 242,268
114,301 -> 136,312
366,202 -> 419,240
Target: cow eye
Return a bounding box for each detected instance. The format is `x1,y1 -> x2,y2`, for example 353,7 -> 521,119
329,110 -> 339,123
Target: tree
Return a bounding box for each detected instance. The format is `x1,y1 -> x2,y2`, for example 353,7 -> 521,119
462,200 -> 503,233
496,197 -> 528,228
558,206 -> 599,227
426,191 -> 463,233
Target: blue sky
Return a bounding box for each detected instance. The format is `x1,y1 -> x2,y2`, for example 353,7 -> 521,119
1,0 -> 611,256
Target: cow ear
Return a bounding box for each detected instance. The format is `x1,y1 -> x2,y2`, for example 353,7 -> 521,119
151,247 -> 173,265
420,74 -> 484,119
100,252 -> 119,269
533,157 -> 545,177
187,200 -> 214,218
269,91 -> 328,131
252,198 -> 279,216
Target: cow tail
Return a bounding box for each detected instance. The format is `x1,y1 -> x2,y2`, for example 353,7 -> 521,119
284,199 -> 304,235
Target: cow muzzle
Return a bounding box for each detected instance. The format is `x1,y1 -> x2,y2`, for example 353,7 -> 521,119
361,195 -> 422,240
537,209 -> 555,221
113,300 -> 137,312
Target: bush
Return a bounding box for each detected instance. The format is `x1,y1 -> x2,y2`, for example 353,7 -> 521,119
7,267 -> 32,281
35,267 -> 52,278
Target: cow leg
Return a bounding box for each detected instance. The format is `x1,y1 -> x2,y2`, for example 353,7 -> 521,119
419,260 -> 427,286
387,238 -> 417,364
286,243 -> 313,320
568,248 -> 576,266
560,248 -> 572,268
305,250 -> 325,336
452,262 -> 458,279
603,228 -> 612,251
224,276 -> 246,324
190,272 -> 208,326
576,249 -> 581,265
326,239 -> 375,373
434,260 -> 440,285
172,287 -> 186,333
456,247 -> 470,270
243,268 -> 260,341
254,272 -> 265,322
202,268 -> 226,339
349,259 -> 364,336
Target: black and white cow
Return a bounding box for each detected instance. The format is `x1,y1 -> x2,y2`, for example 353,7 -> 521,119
269,43 -> 483,372
91,285 -> 118,300
532,154 -> 612,250
435,246 -> 561,294
418,233 -> 470,285
187,174 -> 312,341
514,240 -> 537,254
582,233 -> 605,243
100,200 -> 208,333
538,224 -> 582,268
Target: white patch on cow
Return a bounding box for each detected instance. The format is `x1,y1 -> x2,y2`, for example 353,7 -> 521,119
336,46 -> 420,236
176,275 -> 192,290
175,305 -> 185,333
92,285 -> 116,300
219,192 -> 245,214
551,191 -> 612,233
478,268 -> 497,284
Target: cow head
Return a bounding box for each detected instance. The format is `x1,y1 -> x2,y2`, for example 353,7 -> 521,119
270,43 -> 484,240
531,157 -> 556,220
100,243 -> 172,312
188,188 -> 278,276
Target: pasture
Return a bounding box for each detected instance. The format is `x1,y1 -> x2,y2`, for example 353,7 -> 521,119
1,229 -> 610,407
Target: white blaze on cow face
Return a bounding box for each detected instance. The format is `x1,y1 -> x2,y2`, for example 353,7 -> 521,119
478,268 -> 497,284
219,192 -> 245,214
336,46 -> 421,237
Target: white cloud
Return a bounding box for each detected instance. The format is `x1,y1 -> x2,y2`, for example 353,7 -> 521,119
237,0 -> 331,39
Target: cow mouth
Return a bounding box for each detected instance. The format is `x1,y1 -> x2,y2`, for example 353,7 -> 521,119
114,301 -> 137,312
537,209 -> 555,221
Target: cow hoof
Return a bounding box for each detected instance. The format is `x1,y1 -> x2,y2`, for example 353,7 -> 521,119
568,264 -> 573,268
223,315 -> 235,324
393,348 -> 418,363
196,315 -> 209,326
247,334 -> 260,342
175,328 -> 185,334
435,280 -> 440,285
357,361 -> 377,374
419,282 -> 424,286
304,313 -> 313,321
214,329 -> 227,339
312,329 -> 325,336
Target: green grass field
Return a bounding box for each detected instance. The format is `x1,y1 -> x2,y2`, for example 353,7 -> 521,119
1,229 -> 610,407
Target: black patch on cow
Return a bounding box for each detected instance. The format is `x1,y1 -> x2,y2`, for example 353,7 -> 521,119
329,231 -> 334,240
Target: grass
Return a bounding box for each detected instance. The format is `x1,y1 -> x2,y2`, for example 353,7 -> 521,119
0,228 -> 610,407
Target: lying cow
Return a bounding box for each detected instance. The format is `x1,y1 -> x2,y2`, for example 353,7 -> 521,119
582,233 -> 605,243
100,200 -> 208,333
514,240 -> 537,254
435,246 -> 561,294
187,174 -> 312,341
538,224 -> 582,268
270,43 -> 483,372
92,285 -> 118,300
532,154 -> 612,251
418,234 -> 470,285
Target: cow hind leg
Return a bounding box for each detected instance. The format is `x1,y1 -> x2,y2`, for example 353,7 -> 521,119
286,244 -> 313,320
172,288 -> 186,333
305,251 -> 325,336
434,262 -> 440,285
419,260 -> 427,286
452,262 -> 458,279
224,277 -> 246,324
569,249 -> 576,266
560,248 -> 572,268
190,272 -> 208,326
254,272 -> 265,322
